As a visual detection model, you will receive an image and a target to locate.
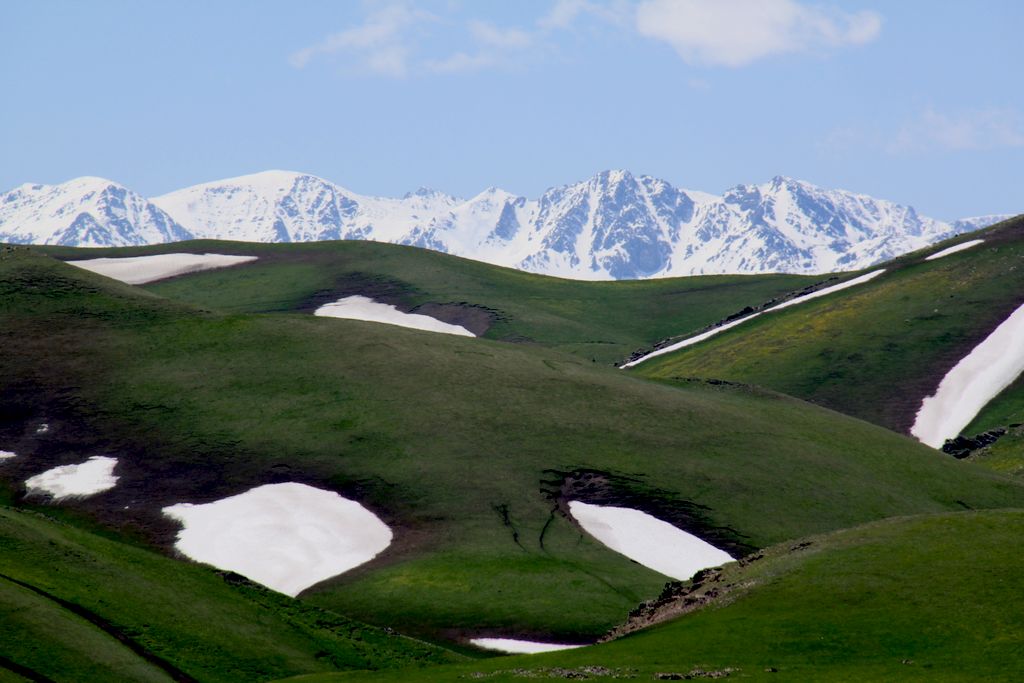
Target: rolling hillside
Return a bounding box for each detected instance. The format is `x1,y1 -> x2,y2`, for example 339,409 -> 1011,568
3,244 -> 1022,652
289,510 -> 1024,682
0,507 -> 459,682
631,215 -> 1024,452
37,239 -> 819,365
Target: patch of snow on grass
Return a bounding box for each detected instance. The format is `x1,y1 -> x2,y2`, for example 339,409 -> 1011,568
163,482 -> 393,597
925,239 -> 985,261
315,295 -> 475,337
469,638 -> 586,654
568,501 -> 734,581
912,300 -> 1024,448
68,253 -> 257,285
0,450 -> 16,461
622,269 -> 885,367
25,456 -> 118,499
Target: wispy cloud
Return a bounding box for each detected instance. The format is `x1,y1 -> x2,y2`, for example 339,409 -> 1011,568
290,0 -> 881,78
890,108 -> 1024,153
821,108 -> 1024,157
635,0 -> 882,67
288,3 -> 435,77
538,0 -> 631,30
468,20 -> 531,49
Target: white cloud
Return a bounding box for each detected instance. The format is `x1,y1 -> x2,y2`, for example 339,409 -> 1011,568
891,108 -> 1024,153
425,19 -> 533,75
469,20 -> 531,49
424,51 -> 497,74
288,3 -> 435,77
538,0 -> 630,30
635,0 -> 882,67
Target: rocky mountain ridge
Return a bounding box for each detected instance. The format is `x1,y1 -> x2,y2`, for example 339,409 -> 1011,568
1,170 -> 1012,279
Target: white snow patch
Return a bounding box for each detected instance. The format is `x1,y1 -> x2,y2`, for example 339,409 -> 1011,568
925,239 -> 985,261
35,423 -> 49,434
622,269 -> 885,368
314,295 -> 475,337
67,253 -> 257,285
911,300 -> 1024,448
25,456 -> 118,499
568,501 -> 734,581
0,450 -> 16,461
469,638 -> 586,654
163,482 -> 393,597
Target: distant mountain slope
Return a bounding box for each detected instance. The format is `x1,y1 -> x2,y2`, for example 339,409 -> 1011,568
0,177 -> 191,247
2,171 -> 1013,279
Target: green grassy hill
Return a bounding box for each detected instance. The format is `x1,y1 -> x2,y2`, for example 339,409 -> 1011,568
37,239 -> 817,365
0,506 -> 459,683
3,245 -> 1023,653
282,509 -> 1024,682
632,215 -> 1024,440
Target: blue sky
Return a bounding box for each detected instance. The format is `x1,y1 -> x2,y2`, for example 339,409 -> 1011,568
2,0 -> 1021,218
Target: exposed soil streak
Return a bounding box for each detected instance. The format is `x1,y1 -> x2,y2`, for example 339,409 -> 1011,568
0,572 -> 196,683
493,502 -> 526,551
0,655 -> 59,683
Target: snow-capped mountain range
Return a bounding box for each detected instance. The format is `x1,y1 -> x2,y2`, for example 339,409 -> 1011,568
0,170 -> 1012,279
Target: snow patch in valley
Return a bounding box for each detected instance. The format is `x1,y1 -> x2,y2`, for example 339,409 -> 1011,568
567,501 -> 734,581
469,638 -> 586,654
911,300 -> 1024,448
925,239 -> 985,261
25,456 -> 118,499
622,269 -> 886,367
314,295 -> 475,337
163,482 -> 393,597
67,253 -> 257,285
0,450 -> 16,461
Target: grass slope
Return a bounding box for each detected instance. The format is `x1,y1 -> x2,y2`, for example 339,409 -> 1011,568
37,239 -> 816,364
0,507 -> 459,683
2,247 -> 1023,646
284,509 -> 1024,682
633,215 -> 1024,438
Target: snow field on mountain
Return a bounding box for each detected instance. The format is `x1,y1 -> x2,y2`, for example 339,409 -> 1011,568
0,450 -> 16,460
314,295 -> 475,337
25,456 -> 118,499
623,269 -> 886,367
143,171 -> 995,279
469,638 -> 586,654
568,501 -> 734,581
912,300 -> 1024,448
7,171 -> 1012,280
68,253 -> 257,285
162,482 -> 393,597
925,239 -> 985,261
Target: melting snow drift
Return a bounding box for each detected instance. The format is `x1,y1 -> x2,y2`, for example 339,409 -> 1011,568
912,300 -> 1024,448
68,253 -> 257,285
568,501 -> 734,581
315,295 -> 475,337
25,456 -> 118,499
470,638 -> 586,654
163,482 -> 393,597
623,269 -> 885,368
925,239 -> 984,261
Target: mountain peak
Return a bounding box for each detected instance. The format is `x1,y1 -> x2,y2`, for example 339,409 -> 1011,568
404,186 -> 448,200
3,169 -> 1007,280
